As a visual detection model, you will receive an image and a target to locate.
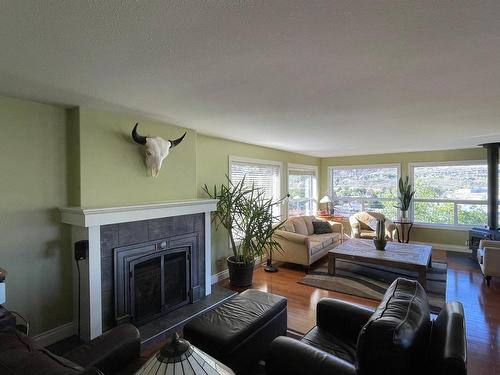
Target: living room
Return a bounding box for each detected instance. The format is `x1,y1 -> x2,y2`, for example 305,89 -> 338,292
0,2 -> 499,375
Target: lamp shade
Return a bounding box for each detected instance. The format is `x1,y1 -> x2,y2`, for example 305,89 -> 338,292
319,195 -> 331,204
136,334 -> 235,375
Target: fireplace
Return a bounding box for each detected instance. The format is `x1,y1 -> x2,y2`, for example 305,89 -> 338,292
60,199 -> 217,340
113,233 -> 200,327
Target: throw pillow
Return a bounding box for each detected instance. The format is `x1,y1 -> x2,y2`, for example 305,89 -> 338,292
312,221 -> 332,234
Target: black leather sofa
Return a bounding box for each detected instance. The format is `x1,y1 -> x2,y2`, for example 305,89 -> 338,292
266,277 -> 467,375
0,306 -> 144,374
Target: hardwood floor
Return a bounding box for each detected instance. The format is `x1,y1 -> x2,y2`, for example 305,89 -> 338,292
218,250 -> 500,375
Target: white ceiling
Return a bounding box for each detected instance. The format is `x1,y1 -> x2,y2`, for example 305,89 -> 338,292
1,1 -> 499,157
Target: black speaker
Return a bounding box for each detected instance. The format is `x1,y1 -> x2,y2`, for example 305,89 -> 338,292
74,240 -> 88,261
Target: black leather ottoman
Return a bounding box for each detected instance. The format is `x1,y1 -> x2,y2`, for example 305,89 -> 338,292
183,289 -> 287,374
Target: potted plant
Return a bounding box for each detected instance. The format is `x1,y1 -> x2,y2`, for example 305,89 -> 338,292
202,176 -> 285,287
395,176 -> 415,220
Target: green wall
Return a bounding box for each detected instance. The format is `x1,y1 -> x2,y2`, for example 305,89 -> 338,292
196,134 -> 320,272
78,108 -> 197,207
320,148 -> 487,248
0,96 -> 73,335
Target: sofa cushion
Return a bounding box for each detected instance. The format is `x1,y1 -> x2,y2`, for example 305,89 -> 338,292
307,241 -> 325,255
301,326 -> 357,364
282,222 -> 295,233
308,234 -> 333,248
291,217 -> 308,235
312,221 -> 332,234
356,278 -> 431,375
301,216 -> 316,235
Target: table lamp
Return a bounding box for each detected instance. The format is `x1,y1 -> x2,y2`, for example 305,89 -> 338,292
136,333 -> 235,375
320,195 -> 332,214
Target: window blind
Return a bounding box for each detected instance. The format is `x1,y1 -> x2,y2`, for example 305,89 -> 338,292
230,161 -> 280,201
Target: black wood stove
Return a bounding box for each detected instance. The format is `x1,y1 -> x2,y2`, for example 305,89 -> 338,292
468,143 -> 500,257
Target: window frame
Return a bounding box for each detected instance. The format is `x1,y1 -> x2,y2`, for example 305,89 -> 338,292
409,160 -> 488,230
228,155 -> 284,217
287,163 -> 319,217
327,163 -> 401,219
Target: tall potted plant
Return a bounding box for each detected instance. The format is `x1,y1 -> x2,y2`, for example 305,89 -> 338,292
202,176 -> 285,287
395,176 -> 415,220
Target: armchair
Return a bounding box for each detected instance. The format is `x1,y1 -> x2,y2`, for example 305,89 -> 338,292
349,211 -> 395,241
477,240 -> 500,286
266,278 -> 467,375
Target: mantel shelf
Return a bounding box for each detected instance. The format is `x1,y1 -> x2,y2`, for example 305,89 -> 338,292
60,199 -> 218,227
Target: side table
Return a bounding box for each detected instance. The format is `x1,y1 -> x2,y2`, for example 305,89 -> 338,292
394,220 -> 414,243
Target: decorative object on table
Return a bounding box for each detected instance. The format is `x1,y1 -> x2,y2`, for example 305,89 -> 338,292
395,176 -> 415,220
373,219 -> 387,250
394,219 -> 415,243
136,333 -> 235,375
131,123 -> 187,178
298,259 -> 446,314
202,176 -> 286,286
0,267 -> 6,305
319,194 -> 332,214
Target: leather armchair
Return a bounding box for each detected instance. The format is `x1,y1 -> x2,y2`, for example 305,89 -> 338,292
0,305 -> 144,374
349,211 -> 395,241
477,239 -> 500,286
266,278 -> 467,375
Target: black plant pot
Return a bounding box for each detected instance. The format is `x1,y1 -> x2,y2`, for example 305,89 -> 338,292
227,256 -> 254,287
373,239 -> 387,251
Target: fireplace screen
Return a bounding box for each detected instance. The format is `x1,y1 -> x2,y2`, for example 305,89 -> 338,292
130,248 -> 190,325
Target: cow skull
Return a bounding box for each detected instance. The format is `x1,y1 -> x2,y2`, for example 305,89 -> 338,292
132,123 -> 186,177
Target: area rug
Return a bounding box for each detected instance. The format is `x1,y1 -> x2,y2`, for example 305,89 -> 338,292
298,259 -> 447,313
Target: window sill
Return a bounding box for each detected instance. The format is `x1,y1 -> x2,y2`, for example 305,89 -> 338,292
412,223 -> 478,232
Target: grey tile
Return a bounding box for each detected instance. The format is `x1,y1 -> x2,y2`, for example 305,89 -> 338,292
118,221 -> 148,246
100,224 -> 118,258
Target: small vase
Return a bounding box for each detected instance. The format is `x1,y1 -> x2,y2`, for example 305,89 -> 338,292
400,210 -> 408,221
373,238 -> 387,250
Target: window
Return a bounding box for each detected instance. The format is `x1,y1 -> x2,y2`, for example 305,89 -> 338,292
229,156 -> 282,220
288,164 -> 318,217
328,164 -> 400,219
410,161 -> 490,227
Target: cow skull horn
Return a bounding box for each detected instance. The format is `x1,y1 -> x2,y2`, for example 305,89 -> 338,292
132,123 -> 147,145
131,123 -> 187,178
169,132 -> 187,149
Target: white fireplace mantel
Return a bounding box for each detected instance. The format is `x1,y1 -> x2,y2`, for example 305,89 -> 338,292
60,199 -> 218,340
60,199 -> 218,227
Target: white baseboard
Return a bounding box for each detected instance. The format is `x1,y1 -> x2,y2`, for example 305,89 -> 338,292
210,257 -> 265,285
211,268 -> 230,284
32,321 -> 75,347
410,241 -> 471,253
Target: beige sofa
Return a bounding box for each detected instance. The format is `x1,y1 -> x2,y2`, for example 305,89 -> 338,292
477,240 -> 500,286
349,211 -> 395,241
273,216 -> 343,271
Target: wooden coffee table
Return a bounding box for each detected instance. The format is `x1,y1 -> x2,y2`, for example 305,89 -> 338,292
328,239 -> 432,289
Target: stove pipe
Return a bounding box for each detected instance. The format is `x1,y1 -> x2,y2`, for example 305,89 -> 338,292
482,143 -> 500,230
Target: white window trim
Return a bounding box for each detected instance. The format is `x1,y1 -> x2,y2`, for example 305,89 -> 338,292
287,163 -> 319,217
409,160 -> 488,230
